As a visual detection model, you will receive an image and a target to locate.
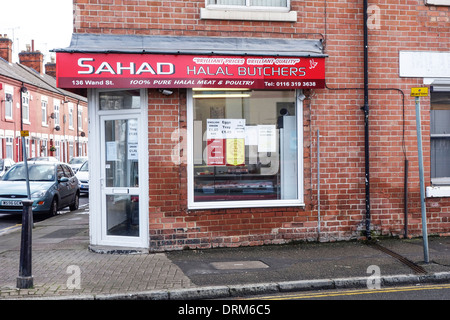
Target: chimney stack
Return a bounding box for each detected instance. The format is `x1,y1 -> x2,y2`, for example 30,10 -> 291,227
45,55 -> 56,78
19,40 -> 44,74
0,34 -> 13,63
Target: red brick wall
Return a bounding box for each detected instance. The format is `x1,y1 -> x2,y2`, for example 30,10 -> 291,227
73,0 -> 450,251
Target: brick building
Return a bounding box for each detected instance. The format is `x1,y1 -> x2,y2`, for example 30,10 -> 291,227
0,35 -> 88,163
54,0 -> 449,252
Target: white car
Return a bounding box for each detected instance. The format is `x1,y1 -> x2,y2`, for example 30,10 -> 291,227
0,158 -> 15,179
69,156 -> 88,173
75,161 -> 89,194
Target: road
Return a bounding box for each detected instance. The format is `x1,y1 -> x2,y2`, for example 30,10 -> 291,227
0,194 -> 89,235
240,283 -> 450,300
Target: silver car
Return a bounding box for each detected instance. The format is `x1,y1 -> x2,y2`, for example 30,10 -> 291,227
75,161 -> 89,194
0,158 -> 15,179
68,156 -> 88,173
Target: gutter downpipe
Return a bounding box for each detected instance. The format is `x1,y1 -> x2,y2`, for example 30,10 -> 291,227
363,0 -> 371,240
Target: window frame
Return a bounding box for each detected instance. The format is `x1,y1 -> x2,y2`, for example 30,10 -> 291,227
68,103 -> 74,129
186,88 -> 305,210
430,89 -> 450,185
54,102 -> 60,126
4,86 -> 13,120
41,96 -> 48,126
201,0 -> 297,21
78,108 -> 83,131
205,0 -> 291,12
22,92 -> 30,124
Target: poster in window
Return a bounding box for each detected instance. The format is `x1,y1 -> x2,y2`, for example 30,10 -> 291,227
207,139 -> 225,165
226,138 -> 245,166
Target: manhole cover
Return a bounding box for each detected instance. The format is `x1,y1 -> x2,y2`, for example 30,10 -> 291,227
211,260 -> 269,270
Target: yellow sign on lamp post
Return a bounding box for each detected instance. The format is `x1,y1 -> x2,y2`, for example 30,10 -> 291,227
410,87 -> 429,97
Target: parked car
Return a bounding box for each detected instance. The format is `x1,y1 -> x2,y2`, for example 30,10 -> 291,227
0,158 -> 15,179
0,161 -> 80,215
28,156 -> 58,162
76,161 -> 89,194
68,156 -> 88,173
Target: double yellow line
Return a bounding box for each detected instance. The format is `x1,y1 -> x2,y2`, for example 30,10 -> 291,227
0,223 -> 21,235
249,283 -> 450,300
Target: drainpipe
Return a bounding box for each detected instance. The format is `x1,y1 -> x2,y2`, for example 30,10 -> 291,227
363,0 -> 371,240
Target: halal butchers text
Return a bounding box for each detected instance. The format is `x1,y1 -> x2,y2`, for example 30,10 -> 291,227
56,53 -> 325,89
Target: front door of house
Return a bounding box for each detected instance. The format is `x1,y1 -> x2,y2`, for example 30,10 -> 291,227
91,89 -> 148,249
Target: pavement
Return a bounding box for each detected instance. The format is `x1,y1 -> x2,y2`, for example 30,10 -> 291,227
1,206 -> 450,300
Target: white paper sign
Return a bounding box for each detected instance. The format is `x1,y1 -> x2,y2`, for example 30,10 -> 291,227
128,142 -> 138,160
207,119 -> 223,139
258,125 -> 276,152
106,141 -> 117,161
207,119 -> 246,139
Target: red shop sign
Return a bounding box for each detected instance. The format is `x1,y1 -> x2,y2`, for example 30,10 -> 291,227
56,53 -> 325,90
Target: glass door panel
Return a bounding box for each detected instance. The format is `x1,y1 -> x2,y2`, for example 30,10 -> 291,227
102,116 -> 140,238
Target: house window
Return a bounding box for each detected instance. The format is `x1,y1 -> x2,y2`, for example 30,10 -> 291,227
22,92 -> 30,123
202,0 -> 296,21
4,86 -> 13,119
54,103 -> 60,126
78,108 -> 83,131
431,90 -> 450,185
69,104 -> 74,129
41,97 -> 48,126
188,89 -> 303,209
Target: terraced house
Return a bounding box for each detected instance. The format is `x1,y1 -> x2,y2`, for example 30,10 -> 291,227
54,0 -> 450,252
0,36 -> 88,163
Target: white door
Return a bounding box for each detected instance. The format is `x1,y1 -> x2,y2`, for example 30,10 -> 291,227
91,89 -> 148,249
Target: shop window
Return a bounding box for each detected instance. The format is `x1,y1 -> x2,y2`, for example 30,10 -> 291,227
188,89 -> 303,209
431,90 -> 450,185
